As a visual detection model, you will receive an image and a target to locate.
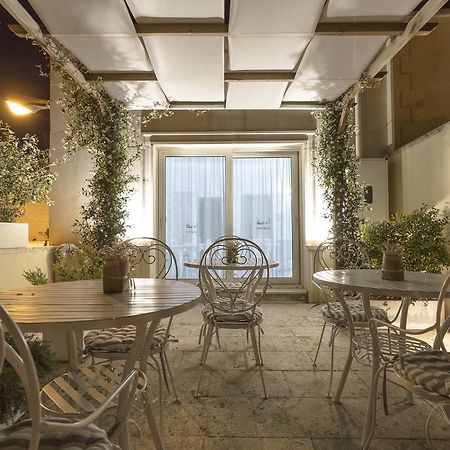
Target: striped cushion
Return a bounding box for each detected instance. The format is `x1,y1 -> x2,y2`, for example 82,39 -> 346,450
202,299 -> 263,324
84,325 -> 168,353
321,303 -> 389,323
395,350 -> 450,397
0,419 -> 111,450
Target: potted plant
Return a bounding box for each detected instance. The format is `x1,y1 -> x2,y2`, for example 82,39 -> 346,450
99,241 -> 131,293
0,121 -> 56,248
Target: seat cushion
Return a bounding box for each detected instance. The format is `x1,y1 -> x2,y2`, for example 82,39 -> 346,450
0,419 -> 112,450
84,324 -> 167,353
321,302 -> 389,323
395,350 -> 450,397
202,299 -> 263,324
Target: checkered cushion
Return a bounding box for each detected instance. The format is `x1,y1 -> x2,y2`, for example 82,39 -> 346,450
321,302 -> 389,323
395,350 -> 450,397
202,299 -> 263,324
0,419 -> 111,449
84,324 -> 168,353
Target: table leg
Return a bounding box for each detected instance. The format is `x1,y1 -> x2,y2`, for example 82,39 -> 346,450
333,289 -> 356,403
117,322 -> 148,450
66,332 -> 79,371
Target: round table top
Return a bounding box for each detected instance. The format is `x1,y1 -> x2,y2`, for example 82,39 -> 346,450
313,269 -> 445,298
184,258 -> 279,270
0,278 -> 201,332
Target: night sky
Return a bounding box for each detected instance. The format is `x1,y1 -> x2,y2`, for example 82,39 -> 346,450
0,4 -> 49,148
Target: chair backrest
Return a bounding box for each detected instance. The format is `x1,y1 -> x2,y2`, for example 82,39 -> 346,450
314,238 -> 371,272
199,237 -> 269,314
124,237 -> 178,280
0,305 -> 42,448
435,272 -> 450,359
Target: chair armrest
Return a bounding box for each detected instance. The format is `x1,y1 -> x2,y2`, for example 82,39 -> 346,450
369,318 -> 435,335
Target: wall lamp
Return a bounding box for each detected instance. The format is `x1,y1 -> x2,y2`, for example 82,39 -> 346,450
4,96 -> 50,116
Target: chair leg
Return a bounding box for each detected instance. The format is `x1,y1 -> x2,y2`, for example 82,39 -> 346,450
361,366 -> 383,450
215,325 -> 222,349
313,322 -> 327,368
327,326 -> 338,398
250,326 -> 267,399
162,350 -> 179,402
195,323 -> 214,398
159,352 -> 170,393
149,354 -> 164,429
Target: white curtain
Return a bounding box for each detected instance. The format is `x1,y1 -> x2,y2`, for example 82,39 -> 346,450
233,157 -> 292,277
304,137 -> 331,246
165,156 -> 225,278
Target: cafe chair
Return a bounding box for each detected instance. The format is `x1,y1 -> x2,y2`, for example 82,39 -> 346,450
0,303 -> 141,450
83,238 -> 180,422
312,238 -> 393,397
361,271 -> 450,449
195,236 -> 270,398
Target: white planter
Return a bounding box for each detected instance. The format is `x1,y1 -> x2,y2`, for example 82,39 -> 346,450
0,223 -> 29,248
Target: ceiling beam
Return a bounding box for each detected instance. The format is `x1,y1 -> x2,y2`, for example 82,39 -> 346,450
315,22 -> 437,36
1,0 -> 96,97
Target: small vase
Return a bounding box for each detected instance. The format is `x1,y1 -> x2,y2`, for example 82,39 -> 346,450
381,252 -> 404,281
103,258 -> 130,293
226,245 -> 238,264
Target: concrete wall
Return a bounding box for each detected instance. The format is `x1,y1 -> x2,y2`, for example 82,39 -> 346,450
0,247 -> 53,290
392,17 -> 450,148
389,121 -> 450,218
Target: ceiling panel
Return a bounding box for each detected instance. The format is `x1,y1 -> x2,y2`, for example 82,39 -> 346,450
144,37 -> 224,102
284,79 -> 355,102
104,81 -> 167,110
321,0 -> 422,22
126,0 -> 224,22
228,0 -> 326,71
28,0 -> 152,72
226,82 -> 288,109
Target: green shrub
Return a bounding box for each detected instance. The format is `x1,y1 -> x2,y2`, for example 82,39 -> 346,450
361,206 -> 450,273
23,267 -> 48,285
0,335 -> 57,424
53,245 -> 102,281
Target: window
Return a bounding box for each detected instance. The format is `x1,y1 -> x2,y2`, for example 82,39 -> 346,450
160,148 -> 299,283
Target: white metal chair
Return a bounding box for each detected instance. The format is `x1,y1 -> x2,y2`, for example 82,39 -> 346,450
361,271 -> 450,449
195,236 -> 270,398
312,238 -> 393,397
83,238 -> 180,422
0,303 -> 140,450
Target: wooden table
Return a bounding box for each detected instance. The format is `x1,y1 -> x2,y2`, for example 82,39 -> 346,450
0,278 -> 201,450
312,269 -> 446,448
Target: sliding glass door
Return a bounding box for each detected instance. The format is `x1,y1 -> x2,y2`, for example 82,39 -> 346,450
162,151 -> 298,282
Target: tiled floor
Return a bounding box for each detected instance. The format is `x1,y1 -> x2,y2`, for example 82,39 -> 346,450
130,303 -> 450,449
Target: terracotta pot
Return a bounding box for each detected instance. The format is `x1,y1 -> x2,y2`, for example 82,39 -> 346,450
381,252 -> 404,281
102,258 -> 130,293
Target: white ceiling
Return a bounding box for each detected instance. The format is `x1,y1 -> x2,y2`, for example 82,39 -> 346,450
25,0 -> 424,109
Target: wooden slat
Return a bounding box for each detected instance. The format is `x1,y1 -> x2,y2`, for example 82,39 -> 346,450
66,372 -> 108,405
42,383 -> 78,414
315,22 -> 437,36
52,376 -> 96,413
80,367 -> 117,393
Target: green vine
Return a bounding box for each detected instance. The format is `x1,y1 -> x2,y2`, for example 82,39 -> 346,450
312,97 -> 367,244
54,71 -> 142,248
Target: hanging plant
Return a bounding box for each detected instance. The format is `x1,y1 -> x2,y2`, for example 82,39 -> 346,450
312,97 -> 367,245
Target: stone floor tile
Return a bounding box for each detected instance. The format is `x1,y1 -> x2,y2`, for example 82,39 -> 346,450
204,437 -> 314,450
312,438 -> 426,450
179,350 -> 247,370
250,351 -> 312,371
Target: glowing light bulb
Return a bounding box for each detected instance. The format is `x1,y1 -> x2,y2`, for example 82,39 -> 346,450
5,100 -> 33,116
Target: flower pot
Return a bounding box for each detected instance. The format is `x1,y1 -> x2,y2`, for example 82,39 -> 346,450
103,258 -> 130,293
0,223 -> 28,248
381,252 -> 404,281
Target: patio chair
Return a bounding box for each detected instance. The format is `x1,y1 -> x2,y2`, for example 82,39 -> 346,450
312,238 -> 392,397
0,303 -> 141,450
362,271 -> 450,449
83,237 -> 179,421
195,236 -> 270,398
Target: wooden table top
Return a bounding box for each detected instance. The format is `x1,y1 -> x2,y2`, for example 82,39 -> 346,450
0,278 -> 201,332
184,258 -> 279,270
313,269 -> 445,298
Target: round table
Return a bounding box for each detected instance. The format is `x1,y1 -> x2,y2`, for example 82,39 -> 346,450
0,278 -> 201,450
184,258 -> 279,270
312,269 -> 446,448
